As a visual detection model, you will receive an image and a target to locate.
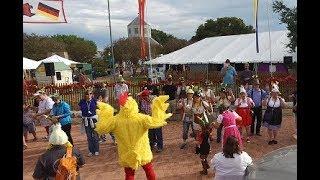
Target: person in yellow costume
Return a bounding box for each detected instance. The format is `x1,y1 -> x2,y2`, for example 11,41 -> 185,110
95,92 -> 172,180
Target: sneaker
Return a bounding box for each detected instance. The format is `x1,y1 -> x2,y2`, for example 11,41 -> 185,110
94,152 -> 99,156
88,152 -> 93,157
180,142 -> 187,149
268,141 -> 273,145
272,140 -> 278,144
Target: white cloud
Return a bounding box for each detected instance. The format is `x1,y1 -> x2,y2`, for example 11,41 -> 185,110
23,0 -> 297,50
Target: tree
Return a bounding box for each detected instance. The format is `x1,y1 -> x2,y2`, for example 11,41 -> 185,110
51,35 -> 97,63
151,29 -> 189,54
273,0 -> 297,52
151,29 -> 174,45
190,17 -> 255,42
163,38 -> 189,54
102,37 -> 163,65
23,33 -> 66,60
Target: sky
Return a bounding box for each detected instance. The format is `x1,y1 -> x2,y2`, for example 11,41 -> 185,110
23,0 -> 297,51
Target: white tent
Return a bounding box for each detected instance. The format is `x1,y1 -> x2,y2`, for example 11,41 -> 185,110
39,54 -> 81,66
146,30 -> 296,65
23,57 -> 41,70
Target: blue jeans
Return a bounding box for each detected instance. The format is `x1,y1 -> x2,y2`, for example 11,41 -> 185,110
85,126 -> 99,153
183,121 -> 195,141
149,128 -> 163,150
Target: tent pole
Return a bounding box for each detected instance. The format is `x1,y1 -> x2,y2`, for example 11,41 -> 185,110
206,64 -> 209,81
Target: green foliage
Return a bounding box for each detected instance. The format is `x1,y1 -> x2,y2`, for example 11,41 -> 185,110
273,0 -> 297,52
190,17 -> 255,42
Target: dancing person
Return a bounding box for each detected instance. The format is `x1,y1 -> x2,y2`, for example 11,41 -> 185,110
196,124 -> 212,175
51,94 -> 73,145
212,104 -> 243,149
211,136 -> 253,180
179,88 -> 195,149
215,86 -> 235,143
23,102 -> 38,142
247,79 -> 268,136
114,75 -> 129,110
95,93 -> 171,180
235,86 -> 255,143
33,90 -> 55,140
79,90 -> 100,156
262,82 -> 286,145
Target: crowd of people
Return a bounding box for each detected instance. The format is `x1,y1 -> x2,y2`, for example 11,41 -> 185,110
23,59 -> 296,179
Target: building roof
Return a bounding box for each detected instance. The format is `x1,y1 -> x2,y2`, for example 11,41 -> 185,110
146,30 -> 296,65
127,16 -> 150,27
40,55 -> 81,66
23,57 -> 41,70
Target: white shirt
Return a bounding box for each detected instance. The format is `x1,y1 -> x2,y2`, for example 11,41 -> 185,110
267,97 -> 285,108
234,97 -> 254,108
38,97 -> 54,127
38,97 -> 54,114
216,111 -> 241,124
211,152 -> 253,178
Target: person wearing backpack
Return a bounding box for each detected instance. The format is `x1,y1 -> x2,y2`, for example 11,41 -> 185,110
33,123 -> 85,180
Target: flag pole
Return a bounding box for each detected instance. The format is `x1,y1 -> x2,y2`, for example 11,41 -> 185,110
266,0 -> 273,77
145,0 -> 153,82
107,0 -> 116,80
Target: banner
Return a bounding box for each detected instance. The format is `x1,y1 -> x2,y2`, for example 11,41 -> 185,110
23,0 -> 67,23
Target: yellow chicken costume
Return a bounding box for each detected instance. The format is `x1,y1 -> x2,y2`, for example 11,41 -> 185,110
95,92 -> 171,180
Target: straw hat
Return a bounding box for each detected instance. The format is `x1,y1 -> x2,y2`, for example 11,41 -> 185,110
49,123 -> 69,145
187,88 -> 194,94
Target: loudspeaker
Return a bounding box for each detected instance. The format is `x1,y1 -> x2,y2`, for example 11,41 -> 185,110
284,56 -> 293,69
44,63 -> 55,76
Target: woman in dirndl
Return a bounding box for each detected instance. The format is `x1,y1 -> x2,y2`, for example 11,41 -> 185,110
235,86 -> 255,143
263,82 -> 286,145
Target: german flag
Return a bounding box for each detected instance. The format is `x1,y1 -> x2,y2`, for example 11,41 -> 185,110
37,2 -> 60,20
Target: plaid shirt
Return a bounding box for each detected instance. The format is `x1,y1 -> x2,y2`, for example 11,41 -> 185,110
140,99 -> 151,115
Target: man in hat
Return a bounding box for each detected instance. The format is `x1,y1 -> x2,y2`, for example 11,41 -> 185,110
33,123 -> 85,179
239,63 -> 254,86
161,75 -> 177,121
51,94 -> 74,145
247,79 -> 268,136
114,75 -> 129,110
33,90 -> 55,140
221,59 -> 237,89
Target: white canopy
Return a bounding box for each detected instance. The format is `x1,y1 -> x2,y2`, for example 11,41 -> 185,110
146,30 -> 296,65
39,55 -> 81,66
23,57 -> 41,70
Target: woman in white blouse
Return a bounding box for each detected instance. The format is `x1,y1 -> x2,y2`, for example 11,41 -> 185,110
262,82 -> 286,145
211,136 -> 253,180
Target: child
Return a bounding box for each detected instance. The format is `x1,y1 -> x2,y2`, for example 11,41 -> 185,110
213,104 -> 243,149
195,124 -> 212,175
23,102 -> 38,142
235,86 -> 255,143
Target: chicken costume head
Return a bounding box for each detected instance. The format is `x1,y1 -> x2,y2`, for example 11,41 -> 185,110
95,92 -> 172,171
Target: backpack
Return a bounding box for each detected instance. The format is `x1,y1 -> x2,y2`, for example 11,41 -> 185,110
55,147 -> 78,180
